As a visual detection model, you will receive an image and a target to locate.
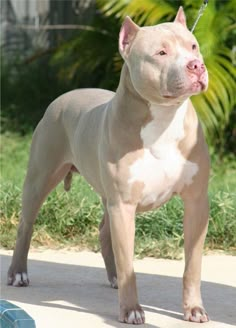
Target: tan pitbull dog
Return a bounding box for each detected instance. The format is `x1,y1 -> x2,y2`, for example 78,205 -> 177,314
8,7 -> 210,325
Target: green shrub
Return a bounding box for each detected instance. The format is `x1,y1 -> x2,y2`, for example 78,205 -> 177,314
1,55 -> 70,134
0,133 -> 235,257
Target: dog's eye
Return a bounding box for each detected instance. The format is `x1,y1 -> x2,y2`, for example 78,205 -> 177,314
192,44 -> 197,50
159,50 -> 167,56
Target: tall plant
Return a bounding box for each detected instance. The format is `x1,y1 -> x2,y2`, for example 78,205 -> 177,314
52,0 -> 236,147
97,0 -> 236,143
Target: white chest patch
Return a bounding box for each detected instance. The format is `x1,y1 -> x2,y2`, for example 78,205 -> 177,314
128,101 -> 199,207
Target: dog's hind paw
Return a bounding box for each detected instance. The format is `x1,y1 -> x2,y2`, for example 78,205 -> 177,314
119,306 -> 145,324
8,272 -> 29,287
184,306 -> 209,323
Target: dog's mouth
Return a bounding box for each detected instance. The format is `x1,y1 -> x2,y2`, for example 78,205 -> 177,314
163,95 -> 176,99
190,80 -> 207,93
163,80 -> 207,100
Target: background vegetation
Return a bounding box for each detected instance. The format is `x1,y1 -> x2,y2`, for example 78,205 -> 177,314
1,0 -> 236,257
0,133 -> 235,258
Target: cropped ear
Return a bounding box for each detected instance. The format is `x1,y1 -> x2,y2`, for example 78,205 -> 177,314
119,16 -> 140,59
174,6 -> 187,28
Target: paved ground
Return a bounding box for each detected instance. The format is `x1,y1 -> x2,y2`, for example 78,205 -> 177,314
0,249 -> 236,327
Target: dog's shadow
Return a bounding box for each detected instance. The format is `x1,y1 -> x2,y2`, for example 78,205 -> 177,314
1,254 -> 235,327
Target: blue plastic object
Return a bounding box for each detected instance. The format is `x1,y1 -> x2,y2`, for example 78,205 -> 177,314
0,300 -> 36,328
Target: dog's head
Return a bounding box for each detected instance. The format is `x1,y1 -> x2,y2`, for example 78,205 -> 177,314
119,7 -> 208,105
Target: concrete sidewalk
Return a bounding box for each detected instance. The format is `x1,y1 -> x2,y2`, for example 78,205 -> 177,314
0,249 -> 235,327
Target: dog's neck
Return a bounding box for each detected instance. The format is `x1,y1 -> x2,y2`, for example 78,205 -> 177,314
113,63 -> 150,124
116,64 -> 144,103
112,63 -> 188,126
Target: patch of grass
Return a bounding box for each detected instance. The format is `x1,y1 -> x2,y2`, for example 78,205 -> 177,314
0,133 -> 31,185
0,133 -> 235,258
207,190 -> 236,249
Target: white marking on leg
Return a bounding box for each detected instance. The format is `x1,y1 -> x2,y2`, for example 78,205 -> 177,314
12,272 -> 29,286
127,311 -> 135,323
127,310 -> 145,324
135,311 -> 143,324
13,273 -> 22,286
22,272 -> 29,283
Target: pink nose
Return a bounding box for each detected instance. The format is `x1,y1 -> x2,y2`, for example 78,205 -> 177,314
187,59 -> 205,76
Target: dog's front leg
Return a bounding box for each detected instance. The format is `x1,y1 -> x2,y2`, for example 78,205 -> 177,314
182,194 -> 209,323
107,202 -> 145,324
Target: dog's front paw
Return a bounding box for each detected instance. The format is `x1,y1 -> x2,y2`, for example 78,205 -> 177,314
8,272 -> 29,287
119,305 -> 145,324
110,276 -> 118,289
184,306 -> 209,323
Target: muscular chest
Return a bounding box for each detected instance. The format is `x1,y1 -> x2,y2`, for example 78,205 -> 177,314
128,101 -> 199,208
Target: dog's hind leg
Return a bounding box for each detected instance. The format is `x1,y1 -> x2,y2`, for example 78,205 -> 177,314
99,199 -> 118,288
8,121 -> 72,286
